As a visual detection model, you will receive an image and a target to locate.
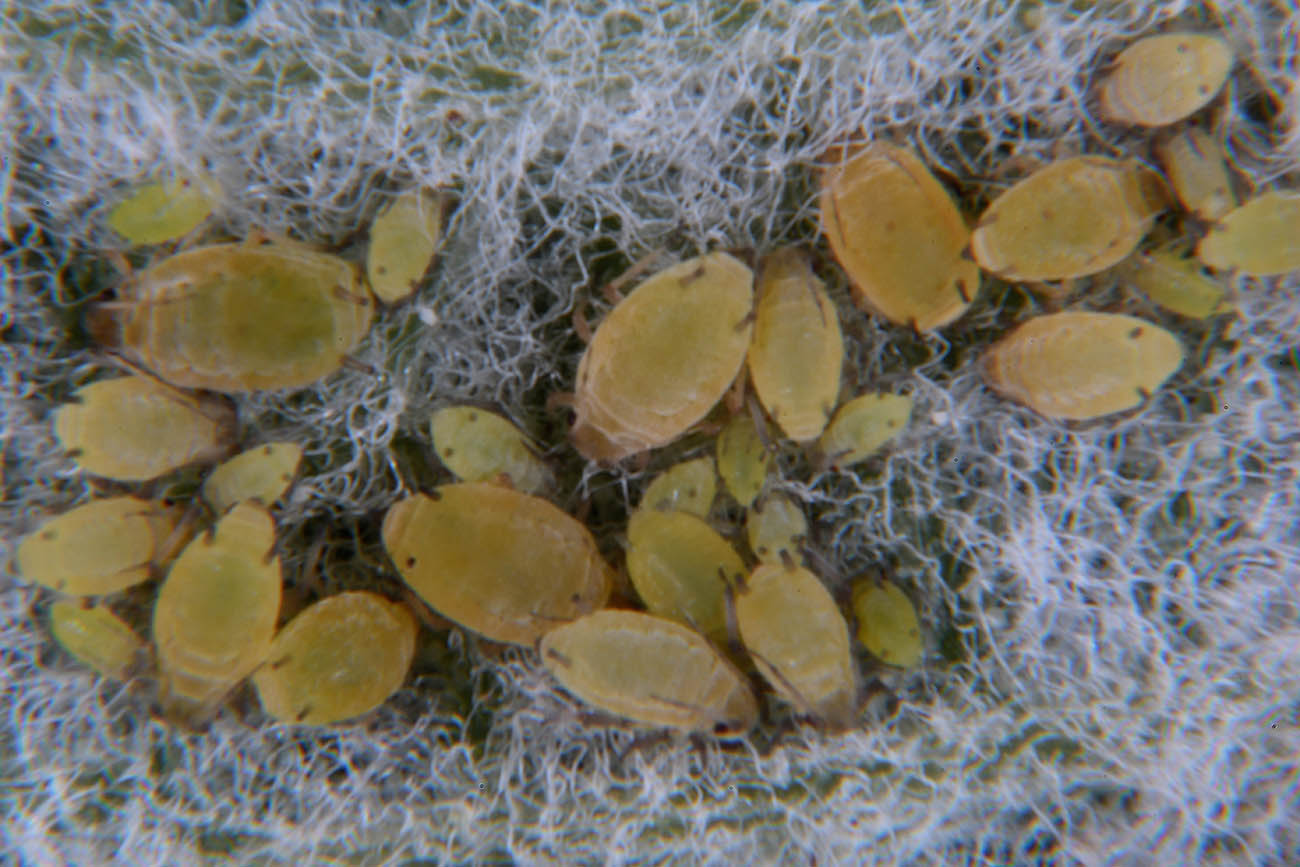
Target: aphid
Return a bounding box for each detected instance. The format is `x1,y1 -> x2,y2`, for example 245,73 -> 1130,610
202,442 -> 304,514
639,456 -> 717,519
747,248 -> 843,440
430,406 -> 552,495
48,601 -> 146,680
91,241 -> 373,393
1118,249 -> 1230,319
106,171 -> 220,245
1096,33 -> 1233,127
252,592 -> 417,726
625,509 -> 746,646
1196,192 -> 1300,277
745,492 -> 807,565
971,157 -> 1165,281
850,573 -> 923,669
816,393 -> 912,469
820,143 -> 979,330
366,189 -> 442,304
540,609 -> 758,735
735,561 -> 856,727
383,483 -> 612,645
715,412 -> 769,508
53,375 -> 237,482
570,252 -> 754,462
17,496 -> 184,596
153,503 -> 282,711
980,312 -> 1185,421
1152,125 -> 1238,221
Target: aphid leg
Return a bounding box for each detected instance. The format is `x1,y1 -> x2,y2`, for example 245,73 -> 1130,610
733,308 -> 757,332
103,248 -> 135,279
332,283 -> 373,306
296,704 -> 313,722
1136,387 -> 1152,402
545,391 -> 575,412
955,276 -> 973,304
721,573 -> 745,660
572,305 -> 593,343
154,503 -> 202,566
801,264 -> 829,328
602,250 -> 663,303
746,395 -> 774,454
544,647 -> 572,669
778,549 -> 797,572
746,648 -> 820,721
340,354 -> 378,376
724,372 -> 748,416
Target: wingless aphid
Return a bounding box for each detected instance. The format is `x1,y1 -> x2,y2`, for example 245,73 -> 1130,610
1096,33 -> 1233,128
430,406 -> 552,495
202,442 -> 304,514
1196,192 -> 1300,277
570,252 -> 754,462
48,601 -> 147,681
639,456 -> 717,519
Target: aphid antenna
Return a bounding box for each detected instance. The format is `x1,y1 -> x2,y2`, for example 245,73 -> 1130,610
720,575 -> 745,661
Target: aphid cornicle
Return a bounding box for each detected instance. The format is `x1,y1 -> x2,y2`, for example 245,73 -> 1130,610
850,574 -> 923,669
430,406 -> 552,495
971,157 -> 1165,281
735,561 -> 856,727
540,609 -> 758,735
17,496 -> 185,596
153,502 -> 282,712
747,248 -> 843,441
54,375 -> 237,482
1196,192 -> 1300,277
366,189 -> 442,305
820,143 -> 979,331
48,601 -> 146,681
570,252 -> 754,463
202,442 -> 304,514
1096,33 -> 1233,128
625,508 -> 746,647
252,592 -> 417,725
91,240 -> 374,393
106,171 -> 220,245
639,456 -> 717,519
382,483 -> 613,645
980,311 -> 1185,421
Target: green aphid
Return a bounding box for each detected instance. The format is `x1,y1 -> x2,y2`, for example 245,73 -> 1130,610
366,189 -> 442,304
1119,249 -> 1231,319
716,412 -> 769,507
430,406 -> 552,495
816,393 -> 912,469
625,508 -> 746,647
49,601 -> 146,680
851,573 -> 923,668
639,456 -> 717,519
106,171 -> 220,245
745,492 -> 807,564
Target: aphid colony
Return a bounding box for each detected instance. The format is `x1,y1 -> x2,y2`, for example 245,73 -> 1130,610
18,30 -> 1300,735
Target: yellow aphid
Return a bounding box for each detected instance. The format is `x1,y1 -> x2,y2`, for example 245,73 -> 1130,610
153,503 -> 281,710
202,442 -> 304,513
850,574 -> 923,668
971,157 -> 1165,281
746,493 -> 807,564
716,412 -> 770,508
980,312 -> 1184,421
1119,250 -> 1230,319
366,189 -> 442,304
540,609 -> 758,735
820,143 -> 979,330
816,393 -> 912,469
48,601 -> 146,680
625,509 -> 746,646
93,241 -> 373,393
382,483 -> 612,645
17,496 -> 183,596
1196,192 -> 1300,277
747,248 -> 843,440
252,592 -> 417,725
1152,126 -> 1238,221
735,562 -> 856,727
1096,33 -> 1233,127
570,252 -> 754,462
639,456 -> 717,519
430,406 -> 552,495
106,172 -> 220,245
54,375 -> 237,482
